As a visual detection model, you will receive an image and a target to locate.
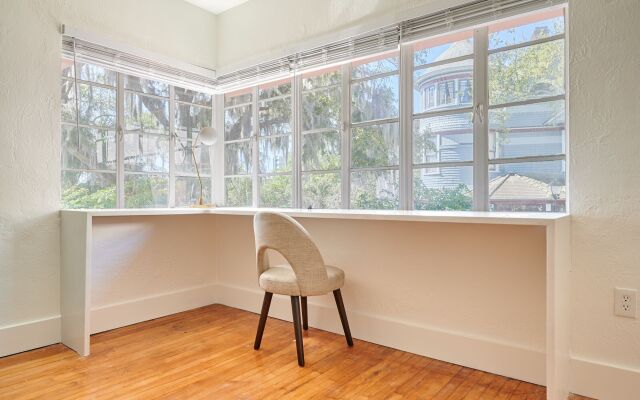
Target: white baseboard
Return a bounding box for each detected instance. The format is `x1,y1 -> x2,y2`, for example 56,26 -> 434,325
0,316 -> 61,358
215,283 -> 547,385
90,283 -> 218,334
5,286 -> 639,400
570,357 -> 640,400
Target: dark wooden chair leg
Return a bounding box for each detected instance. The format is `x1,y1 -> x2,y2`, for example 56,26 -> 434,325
291,296 -> 305,366
301,296 -> 308,330
254,292 -> 273,350
333,289 -> 353,347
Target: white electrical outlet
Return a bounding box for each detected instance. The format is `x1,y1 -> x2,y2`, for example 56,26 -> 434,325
614,288 -> 637,318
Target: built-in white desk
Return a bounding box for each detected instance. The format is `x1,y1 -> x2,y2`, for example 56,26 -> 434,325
61,208 -> 570,399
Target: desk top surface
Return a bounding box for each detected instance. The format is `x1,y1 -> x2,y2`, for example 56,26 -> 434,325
61,207 -> 569,226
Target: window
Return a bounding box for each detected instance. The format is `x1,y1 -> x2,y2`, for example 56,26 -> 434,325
217,7 -> 566,213
300,68 -> 343,209
61,60 -> 117,209
60,60 -> 213,209
487,9 -> 566,212
349,54 -> 400,209
123,75 -> 170,207
61,7 -> 565,212
412,31 -> 474,210
223,89 -> 253,206
258,80 -> 293,207
174,88 -> 213,206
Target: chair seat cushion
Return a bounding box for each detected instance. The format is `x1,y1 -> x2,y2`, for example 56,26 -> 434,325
259,265 -> 344,296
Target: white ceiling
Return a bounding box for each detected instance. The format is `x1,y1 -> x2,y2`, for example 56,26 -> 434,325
183,0 -> 249,15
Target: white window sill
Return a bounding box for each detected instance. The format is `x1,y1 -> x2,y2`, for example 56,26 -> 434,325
61,207 -> 569,226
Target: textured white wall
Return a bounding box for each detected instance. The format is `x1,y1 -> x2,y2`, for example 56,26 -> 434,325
0,0 -> 216,328
568,0 -> 640,370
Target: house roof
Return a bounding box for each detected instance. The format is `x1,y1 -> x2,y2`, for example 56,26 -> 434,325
489,173 -> 565,201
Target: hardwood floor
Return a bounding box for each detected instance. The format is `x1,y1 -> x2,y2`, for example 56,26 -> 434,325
0,305 -> 594,399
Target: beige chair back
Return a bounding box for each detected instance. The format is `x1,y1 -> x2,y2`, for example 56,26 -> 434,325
254,212 -> 329,296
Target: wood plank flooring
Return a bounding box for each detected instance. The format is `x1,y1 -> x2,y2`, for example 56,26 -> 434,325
0,305 -> 594,399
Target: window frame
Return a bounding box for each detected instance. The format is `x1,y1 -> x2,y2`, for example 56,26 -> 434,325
61,60 -> 214,209
215,7 -> 567,212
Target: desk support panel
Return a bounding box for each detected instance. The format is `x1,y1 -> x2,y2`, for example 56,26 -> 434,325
60,211 -> 91,356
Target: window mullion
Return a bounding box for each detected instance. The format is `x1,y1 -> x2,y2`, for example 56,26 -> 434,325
251,86 -> 259,207
399,43 -> 413,210
168,86 -> 176,207
213,94 -> 225,206
116,72 -> 125,208
472,27 -> 489,211
341,63 -> 351,209
293,74 -> 302,208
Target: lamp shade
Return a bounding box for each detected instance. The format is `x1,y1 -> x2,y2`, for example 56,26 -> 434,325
199,127 -> 218,146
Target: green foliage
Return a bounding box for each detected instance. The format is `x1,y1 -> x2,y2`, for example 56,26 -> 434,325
489,39 -> 563,105
413,182 -> 472,211
352,189 -> 398,210
62,184 -> 116,209
302,173 -> 340,209
124,175 -> 168,208
225,177 -> 252,206
259,175 -> 291,207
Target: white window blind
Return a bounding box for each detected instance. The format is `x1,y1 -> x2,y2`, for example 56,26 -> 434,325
215,0 -> 565,91
61,33 -> 216,94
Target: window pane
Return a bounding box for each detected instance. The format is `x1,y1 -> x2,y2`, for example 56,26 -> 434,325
124,174 -> 169,208
413,112 -> 473,164
351,55 -> 399,79
489,160 -> 566,212
61,79 -> 76,123
225,176 -> 252,206
351,122 -> 399,168
124,93 -> 169,134
489,100 -> 565,159
175,176 -> 210,207
175,139 -> 211,175
259,175 -> 292,207
62,125 -> 116,170
413,35 -> 473,66
302,69 -> 341,90
124,75 -> 169,97
302,131 -> 341,171
77,83 -> 117,128
351,75 -> 399,122
259,97 -> 292,136
302,86 -> 341,131
224,105 -> 253,141
174,87 -> 212,106
224,91 -> 252,107
489,12 -> 564,50
175,104 -> 212,134
224,141 -> 252,175
62,171 -> 116,209
413,166 -> 473,210
77,62 -> 117,86
413,60 -> 473,113
259,81 -> 291,99
302,173 -> 341,209
124,133 -> 170,173
489,39 -> 564,105
259,136 -> 292,173
350,169 -> 399,210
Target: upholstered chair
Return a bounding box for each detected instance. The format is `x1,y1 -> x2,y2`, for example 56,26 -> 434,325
252,211 -> 353,366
